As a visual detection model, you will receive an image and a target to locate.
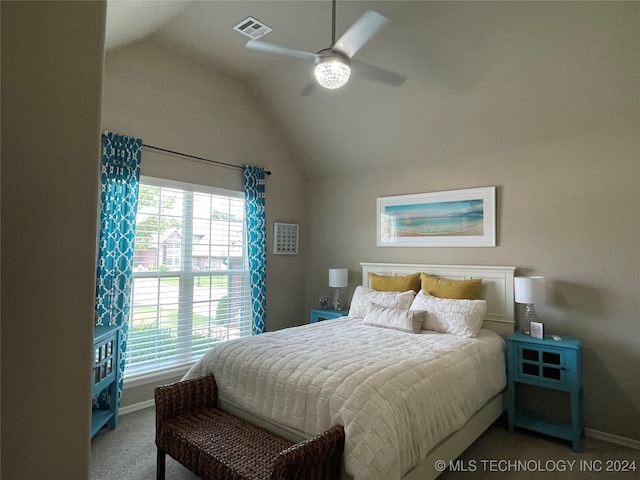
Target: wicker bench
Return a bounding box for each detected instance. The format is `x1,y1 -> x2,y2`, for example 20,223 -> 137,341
155,374 -> 345,480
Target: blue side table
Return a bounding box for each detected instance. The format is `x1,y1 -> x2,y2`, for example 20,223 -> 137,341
92,324 -> 121,437
310,309 -> 349,323
507,332 -> 584,452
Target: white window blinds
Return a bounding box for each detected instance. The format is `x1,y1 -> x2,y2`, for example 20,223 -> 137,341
125,178 -> 252,378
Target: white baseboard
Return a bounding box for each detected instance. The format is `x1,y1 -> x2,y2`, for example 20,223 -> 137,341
119,399 -> 155,416
586,428 -> 640,450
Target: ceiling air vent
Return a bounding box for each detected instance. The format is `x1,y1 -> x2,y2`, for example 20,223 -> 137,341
233,16 -> 272,40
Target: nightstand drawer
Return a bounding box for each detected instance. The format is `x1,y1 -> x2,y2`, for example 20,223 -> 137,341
516,344 -> 567,387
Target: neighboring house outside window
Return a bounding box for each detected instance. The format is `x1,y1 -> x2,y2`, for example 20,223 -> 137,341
163,241 -> 181,267
125,177 -> 252,379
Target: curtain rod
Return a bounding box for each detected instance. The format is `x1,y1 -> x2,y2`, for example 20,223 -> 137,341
142,144 -> 272,175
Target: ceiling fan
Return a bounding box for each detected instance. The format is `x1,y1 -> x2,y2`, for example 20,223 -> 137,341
245,0 -> 406,92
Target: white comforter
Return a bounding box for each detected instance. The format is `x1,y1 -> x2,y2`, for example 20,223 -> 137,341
184,317 -> 506,480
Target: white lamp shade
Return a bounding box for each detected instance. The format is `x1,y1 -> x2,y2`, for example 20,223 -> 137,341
328,268 -> 348,288
514,276 -> 546,304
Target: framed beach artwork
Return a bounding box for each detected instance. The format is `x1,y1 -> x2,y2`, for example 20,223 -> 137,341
377,186 -> 496,247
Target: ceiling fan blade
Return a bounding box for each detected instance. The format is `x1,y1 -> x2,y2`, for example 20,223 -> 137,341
246,39 -> 317,60
334,10 -> 389,59
352,60 -> 407,87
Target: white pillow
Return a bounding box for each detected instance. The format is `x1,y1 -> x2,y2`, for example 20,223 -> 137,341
362,302 -> 427,334
410,290 -> 487,337
349,286 -> 416,318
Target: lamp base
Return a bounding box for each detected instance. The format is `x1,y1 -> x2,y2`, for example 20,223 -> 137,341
332,288 -> 342,311
522,304 -> 538,335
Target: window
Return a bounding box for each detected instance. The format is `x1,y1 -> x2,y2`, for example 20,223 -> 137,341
126,177 -> 251,378
164,243 -> 181,266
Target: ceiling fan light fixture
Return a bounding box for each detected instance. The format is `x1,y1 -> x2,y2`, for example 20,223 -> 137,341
314,53 -> 351,89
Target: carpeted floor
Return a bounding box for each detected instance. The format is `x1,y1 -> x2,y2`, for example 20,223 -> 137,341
91,407 -> 639,479
91,407 -> 197,480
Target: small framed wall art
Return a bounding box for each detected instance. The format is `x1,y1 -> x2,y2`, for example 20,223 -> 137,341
273,222 -> 299,255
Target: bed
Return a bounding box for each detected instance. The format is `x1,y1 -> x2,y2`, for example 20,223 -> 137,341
183,262 -> 516,480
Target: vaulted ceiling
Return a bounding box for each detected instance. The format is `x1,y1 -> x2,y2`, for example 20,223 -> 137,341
105,1 -> 632,177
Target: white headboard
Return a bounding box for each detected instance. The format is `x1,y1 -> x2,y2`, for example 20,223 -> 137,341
361,262 -> 516,338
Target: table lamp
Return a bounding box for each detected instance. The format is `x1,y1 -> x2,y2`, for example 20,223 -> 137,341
514,276 -> 545,334
329,268 -> 348,311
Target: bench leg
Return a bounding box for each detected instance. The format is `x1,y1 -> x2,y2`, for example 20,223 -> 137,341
157,449 -> 166,480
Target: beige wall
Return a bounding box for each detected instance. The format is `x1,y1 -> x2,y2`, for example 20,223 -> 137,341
101,39 -> 309,408
304,76 -> 640,442
1,1 -> 106,478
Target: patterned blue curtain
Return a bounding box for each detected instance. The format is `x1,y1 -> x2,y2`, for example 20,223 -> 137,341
95,132 -> 142,406
244,165 -> 266,334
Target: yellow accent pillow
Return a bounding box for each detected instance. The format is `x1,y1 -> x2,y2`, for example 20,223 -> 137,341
420,273 -> 482,300
369,272 -> 421,293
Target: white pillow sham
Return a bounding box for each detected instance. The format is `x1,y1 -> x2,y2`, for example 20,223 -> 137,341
349,286 -> 416,318
362,302 -> 427,334
410,290 -> 487,337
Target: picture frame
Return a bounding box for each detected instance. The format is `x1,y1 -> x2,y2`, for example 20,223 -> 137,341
376,186 -> 496,247
530,321 -> 544,339
273,222 -> 299,255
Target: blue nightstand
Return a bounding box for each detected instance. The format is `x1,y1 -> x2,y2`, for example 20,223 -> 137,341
507,332 -> 584,451
310,309 -> 349,323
